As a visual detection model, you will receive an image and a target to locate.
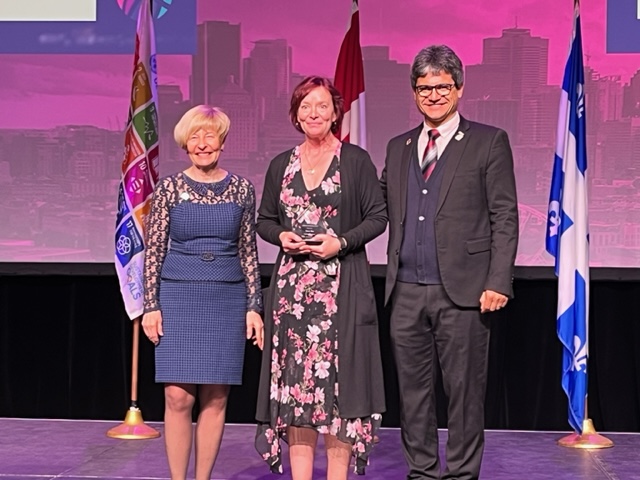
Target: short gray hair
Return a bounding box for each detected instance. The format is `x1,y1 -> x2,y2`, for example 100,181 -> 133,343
410,45 -> 464,90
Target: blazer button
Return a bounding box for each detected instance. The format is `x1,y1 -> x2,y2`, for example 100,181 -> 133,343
395,249 -> 399,255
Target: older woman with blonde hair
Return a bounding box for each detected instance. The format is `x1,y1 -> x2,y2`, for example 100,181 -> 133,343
142,105 -> 264,480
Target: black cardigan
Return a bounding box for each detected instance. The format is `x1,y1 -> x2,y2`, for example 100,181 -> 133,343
255,142 -> 388,420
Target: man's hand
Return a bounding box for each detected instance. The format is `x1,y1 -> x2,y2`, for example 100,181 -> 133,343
479,290 -> 508,313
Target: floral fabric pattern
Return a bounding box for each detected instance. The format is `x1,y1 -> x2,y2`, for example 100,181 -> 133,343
256,144 -> 381,475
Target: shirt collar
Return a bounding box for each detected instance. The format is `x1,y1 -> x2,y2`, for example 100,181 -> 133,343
422,111 -> 461,139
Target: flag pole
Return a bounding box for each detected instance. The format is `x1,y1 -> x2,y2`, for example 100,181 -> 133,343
333,0 -> 366,147
108,0 -> 160,440
334,0 -> 377,448
546,0 -> 611,449
557,1 -> 611,449
107,316 -> 160,439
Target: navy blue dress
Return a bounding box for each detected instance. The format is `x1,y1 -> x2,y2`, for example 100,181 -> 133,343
143,172 -> 262,385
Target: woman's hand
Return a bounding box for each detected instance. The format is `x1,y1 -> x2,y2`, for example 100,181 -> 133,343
279,231 -> 307,255
246,311 -> 264,350
142,310 -> 163,345
304,234 -> 341,260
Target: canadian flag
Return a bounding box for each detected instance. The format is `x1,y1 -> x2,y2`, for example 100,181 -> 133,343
333,0 -> 366,148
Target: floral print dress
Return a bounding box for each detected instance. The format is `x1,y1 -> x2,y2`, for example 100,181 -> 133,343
256,144 -> 381,475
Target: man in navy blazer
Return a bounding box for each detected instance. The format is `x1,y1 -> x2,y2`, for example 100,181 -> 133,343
380,45 -> 519,480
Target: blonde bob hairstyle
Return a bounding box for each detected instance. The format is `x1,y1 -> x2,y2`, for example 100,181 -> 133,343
173,105 -> 230,150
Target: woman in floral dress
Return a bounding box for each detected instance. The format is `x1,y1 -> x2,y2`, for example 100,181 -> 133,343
255,76 -> 388,479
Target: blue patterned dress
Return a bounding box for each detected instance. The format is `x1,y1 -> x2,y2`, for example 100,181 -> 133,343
143,172 -> 262,384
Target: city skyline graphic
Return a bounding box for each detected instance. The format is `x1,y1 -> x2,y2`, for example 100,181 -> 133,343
0,0 -> 639,266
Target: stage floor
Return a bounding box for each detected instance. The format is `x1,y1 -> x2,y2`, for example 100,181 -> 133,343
0,418 -> 637,479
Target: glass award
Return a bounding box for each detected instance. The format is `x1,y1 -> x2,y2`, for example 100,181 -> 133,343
292,205 -> 327,245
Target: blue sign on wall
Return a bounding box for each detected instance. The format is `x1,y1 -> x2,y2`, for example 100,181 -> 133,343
607,0 -> 640,53
0,0 -> 195,54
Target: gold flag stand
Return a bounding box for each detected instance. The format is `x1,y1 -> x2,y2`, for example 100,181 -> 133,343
109,0 -> 159,441
107,317 -> 160,440
557,419 -> 613,449
557,401 -> 613,449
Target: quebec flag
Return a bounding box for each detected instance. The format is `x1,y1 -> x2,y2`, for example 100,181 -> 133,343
545,0 -> 588,434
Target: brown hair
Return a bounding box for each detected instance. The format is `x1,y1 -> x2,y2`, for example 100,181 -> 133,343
289,76 -> 344,134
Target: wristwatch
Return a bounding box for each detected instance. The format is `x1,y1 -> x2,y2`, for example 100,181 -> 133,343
338,236 -> 348,255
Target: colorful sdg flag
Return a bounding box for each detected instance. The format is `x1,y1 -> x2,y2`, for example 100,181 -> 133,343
115,0 -> 159,319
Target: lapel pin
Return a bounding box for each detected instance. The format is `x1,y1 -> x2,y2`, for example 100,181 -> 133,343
455,131 -> 465,141
406,138 -> 412,145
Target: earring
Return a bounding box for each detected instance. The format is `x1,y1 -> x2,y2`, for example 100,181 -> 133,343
331,121 -> 337,129
295,121 -> 301,127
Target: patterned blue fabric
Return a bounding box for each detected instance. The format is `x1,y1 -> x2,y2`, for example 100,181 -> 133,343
156,278 -> 246,384
161,203 -> 245,282
143,173 -> 262,385
143,173 -> 262,314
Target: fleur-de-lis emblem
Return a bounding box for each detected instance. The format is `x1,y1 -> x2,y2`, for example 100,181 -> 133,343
572,335 -> 587,372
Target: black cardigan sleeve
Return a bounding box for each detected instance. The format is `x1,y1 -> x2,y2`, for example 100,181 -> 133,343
256,150 -> 290,246
340,145 -> 388,254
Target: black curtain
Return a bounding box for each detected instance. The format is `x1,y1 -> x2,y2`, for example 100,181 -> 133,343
1,271 -> 639,432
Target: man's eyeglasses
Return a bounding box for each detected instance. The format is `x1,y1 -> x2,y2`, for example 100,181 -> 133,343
415,84 -> 456,97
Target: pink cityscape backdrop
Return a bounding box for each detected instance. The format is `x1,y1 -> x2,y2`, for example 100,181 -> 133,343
1,0 -> 639,266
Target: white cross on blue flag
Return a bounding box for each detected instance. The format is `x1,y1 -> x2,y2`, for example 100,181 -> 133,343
545,0 -> 588,434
